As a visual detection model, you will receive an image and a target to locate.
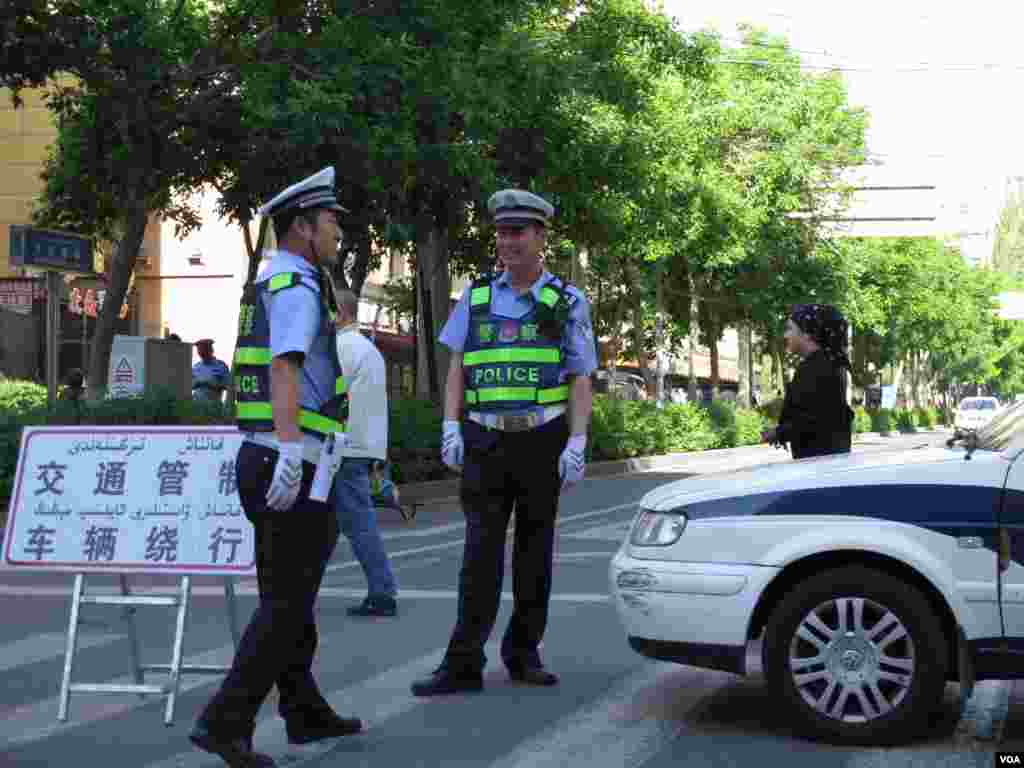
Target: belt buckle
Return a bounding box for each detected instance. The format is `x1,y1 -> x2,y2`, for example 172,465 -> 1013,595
501,414 -> 535,432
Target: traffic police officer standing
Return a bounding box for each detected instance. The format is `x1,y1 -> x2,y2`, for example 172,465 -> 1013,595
411,190 -> 597,696
190,167 -> 361,768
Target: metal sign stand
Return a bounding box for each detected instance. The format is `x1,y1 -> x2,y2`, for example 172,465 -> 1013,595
58,573 -> 241,725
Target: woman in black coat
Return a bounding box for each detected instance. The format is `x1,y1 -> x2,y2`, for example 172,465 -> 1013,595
761,304 -> 855,460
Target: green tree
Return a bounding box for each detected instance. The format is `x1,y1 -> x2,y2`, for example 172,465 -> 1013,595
1,0 -> 275,392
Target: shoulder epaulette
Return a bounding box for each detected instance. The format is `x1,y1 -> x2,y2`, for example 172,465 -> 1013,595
265,272 -> 303,293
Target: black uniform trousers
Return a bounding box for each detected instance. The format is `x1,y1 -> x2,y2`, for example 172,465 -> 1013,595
199,441 -> 339,738
443,414 -> 569,674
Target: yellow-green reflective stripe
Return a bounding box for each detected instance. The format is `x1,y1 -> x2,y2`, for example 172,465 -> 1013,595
269,273 -> 294,291
237,402 -> 271,420
463,347 -> 560,366
236,402 -> 345,435
470,286 -> 490,306
475,387 -> 538,403
538,385 -> 568,404
463,385 -> 568,404
335,377 -> 347,395
234,347 -> 271,365
299,410 -> 345,434
539,286 -> 559,307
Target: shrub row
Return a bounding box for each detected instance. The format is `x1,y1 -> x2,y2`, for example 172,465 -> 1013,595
0,379 -> 949,500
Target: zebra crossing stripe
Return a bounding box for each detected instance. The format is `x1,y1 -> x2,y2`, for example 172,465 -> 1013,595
0,631 -> 119,674
0,642 -> 237,749
484,663 -> 734,768
139,642 -> 501,768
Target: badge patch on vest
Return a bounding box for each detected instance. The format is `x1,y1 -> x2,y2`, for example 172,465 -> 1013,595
478,322 -> 495,344
498,320 -> 519,343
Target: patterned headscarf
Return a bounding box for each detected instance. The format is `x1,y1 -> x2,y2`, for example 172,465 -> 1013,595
789,304 -> 850,368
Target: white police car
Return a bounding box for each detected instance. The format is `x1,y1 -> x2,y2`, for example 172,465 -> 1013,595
611,402 -> 1024,745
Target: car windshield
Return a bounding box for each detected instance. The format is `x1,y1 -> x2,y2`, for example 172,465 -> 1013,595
975,401 -> 1024,451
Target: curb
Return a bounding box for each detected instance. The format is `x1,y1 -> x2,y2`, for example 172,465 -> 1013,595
395,428 -> 951,506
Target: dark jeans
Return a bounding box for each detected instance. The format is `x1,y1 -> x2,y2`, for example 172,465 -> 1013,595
200,441 -> 339,737
444,415 -> 569,674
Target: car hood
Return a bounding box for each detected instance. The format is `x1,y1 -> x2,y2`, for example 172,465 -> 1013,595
639,443 -> 986,512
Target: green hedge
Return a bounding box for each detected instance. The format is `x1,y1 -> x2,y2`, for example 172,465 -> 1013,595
0,378 -> 950,503
0,381 -> 450,498
589,396 -> 765,460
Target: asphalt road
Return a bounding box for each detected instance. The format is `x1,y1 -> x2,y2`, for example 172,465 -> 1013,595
0,431 -> 1014,768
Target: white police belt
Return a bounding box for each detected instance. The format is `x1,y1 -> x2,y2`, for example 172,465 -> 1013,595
467,405 -> 567,432
243,431 -> 323,465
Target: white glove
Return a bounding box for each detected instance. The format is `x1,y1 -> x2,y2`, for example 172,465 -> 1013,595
559,434 -> 587,491
266,440 -> 304,511
441,420 -> 464,471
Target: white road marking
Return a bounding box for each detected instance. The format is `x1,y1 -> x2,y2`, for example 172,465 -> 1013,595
561,522 -> 632,542
322,502 -> 638,576
0,642 -> 236,748
0,631 -> 119,674
486,663 -> 734,768
553,552 -> 617,563
140,642 -> 503,768
0,584 -> 612,603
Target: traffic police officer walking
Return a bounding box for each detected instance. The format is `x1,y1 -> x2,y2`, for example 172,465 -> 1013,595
411,189 -> 597,696
190,167 -> 361,768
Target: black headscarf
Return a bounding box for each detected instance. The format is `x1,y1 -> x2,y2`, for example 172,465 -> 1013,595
789,304 -> 850,369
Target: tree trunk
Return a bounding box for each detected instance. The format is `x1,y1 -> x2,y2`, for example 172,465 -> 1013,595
87,203 -> 148,395
347,227 -> 373,299
773,339 -> 788,392
687,274 -> 698,402
709,335 -> 720,398
607,289 -> 627,400
246,217 -> 270,284
654,270 -> 666,404
572,246 -> 588,292
737,323 -> 750,408
414,224 -> 450,403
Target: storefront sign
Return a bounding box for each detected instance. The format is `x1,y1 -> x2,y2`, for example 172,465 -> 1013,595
0,278 -> 45,315
9,226 -> 95,274
1,427 -> 253,575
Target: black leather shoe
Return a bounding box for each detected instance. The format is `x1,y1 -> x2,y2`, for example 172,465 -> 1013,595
189,723 -> 276,768
347,595 -> 397,617
410,667 -> 483,697
285,711 -> 363,744
508,664 -> 559,686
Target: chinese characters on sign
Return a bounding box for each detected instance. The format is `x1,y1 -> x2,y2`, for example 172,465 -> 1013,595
2,428 -> 254,574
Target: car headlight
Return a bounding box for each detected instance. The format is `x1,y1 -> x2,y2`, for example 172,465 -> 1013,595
630,508 -> 687,546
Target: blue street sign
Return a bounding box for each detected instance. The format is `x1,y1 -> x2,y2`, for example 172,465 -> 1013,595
9,226 -> 95,274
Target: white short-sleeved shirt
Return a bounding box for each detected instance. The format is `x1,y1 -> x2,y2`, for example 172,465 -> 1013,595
336,324 -> 388,460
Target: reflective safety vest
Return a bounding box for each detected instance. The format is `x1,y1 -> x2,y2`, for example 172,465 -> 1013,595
462,273 -> 574,412
233,271 -> 349,438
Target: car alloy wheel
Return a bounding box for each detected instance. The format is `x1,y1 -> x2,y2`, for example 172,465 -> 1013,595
789,596 -> 914,722
764,565 -> 948,745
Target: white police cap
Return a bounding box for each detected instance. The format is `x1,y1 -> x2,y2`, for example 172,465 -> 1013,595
487,189 -> 554,227
257,166 -> 348,218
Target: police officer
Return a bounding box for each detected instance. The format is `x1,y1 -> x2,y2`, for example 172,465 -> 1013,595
190,167 -> 361,768
192,338 -> 232,401
411,190 -> 597,696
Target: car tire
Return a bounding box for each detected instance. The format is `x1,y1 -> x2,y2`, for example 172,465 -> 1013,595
763,565 -> 948,746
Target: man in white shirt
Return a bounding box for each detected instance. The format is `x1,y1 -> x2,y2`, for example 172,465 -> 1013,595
332,289 -> 398,616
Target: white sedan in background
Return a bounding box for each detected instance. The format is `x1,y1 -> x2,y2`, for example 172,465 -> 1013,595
611,402 -> 1024,745
955,396 -> 1000,432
